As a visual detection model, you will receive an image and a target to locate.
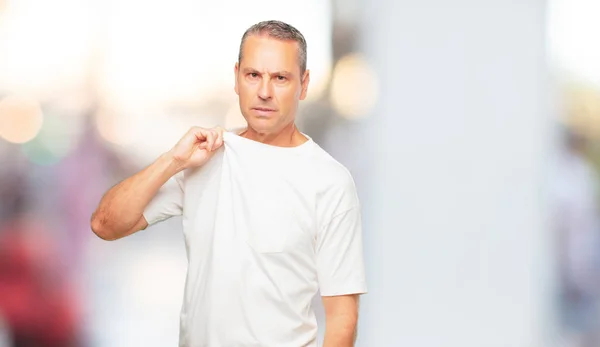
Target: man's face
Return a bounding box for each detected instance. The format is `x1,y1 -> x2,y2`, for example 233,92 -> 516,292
235,35 -> 310,135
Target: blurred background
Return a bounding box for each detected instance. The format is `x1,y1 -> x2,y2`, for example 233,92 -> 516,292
0,0 -> 598,346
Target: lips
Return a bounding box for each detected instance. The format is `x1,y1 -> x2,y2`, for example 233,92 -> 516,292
252,107 -> 276,112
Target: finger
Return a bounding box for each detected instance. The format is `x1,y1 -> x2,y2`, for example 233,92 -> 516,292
208,130 -> 214,151
206,131 -> 215,151
218,127 -> 226,148
191,127 -> 208,142
216,127 -> 225,139
219,128 -> 227,148
214,132 -> 223,150
211,130 -> 222,150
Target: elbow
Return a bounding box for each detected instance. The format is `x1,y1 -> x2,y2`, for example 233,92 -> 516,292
90,214 -> 117,241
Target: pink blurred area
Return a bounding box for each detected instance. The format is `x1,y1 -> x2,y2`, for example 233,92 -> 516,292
0,218 -> 81,346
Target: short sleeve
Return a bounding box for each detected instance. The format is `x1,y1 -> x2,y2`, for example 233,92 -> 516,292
142,172 -> 184,226
316,206 -> 368,296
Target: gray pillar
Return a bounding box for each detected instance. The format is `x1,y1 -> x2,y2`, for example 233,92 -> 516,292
344,2 -> 556,346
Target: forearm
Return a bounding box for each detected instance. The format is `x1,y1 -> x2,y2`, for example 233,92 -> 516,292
91,152 -> 182,240
323,314 -> 357,347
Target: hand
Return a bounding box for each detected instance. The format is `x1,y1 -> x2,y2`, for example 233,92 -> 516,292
168,126 -> 225,170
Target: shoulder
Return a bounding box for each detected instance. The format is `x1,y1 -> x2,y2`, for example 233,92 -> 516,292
308,143 -> 357,187
181,149 -> 225,189
307,144 -> 360,211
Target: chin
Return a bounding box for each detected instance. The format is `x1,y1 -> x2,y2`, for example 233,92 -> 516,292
247,119 -> 276,133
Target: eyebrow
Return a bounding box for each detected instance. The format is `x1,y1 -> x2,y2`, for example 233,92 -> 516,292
241,68 -> 294,78
274,70 -> 293,77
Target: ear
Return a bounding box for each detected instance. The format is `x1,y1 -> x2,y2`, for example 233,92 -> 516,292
234,62 -> 240,95
299,69 -> 310,101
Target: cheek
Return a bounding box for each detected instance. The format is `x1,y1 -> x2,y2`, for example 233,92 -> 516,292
238,84 -> 254,101
276,87 -> 299,105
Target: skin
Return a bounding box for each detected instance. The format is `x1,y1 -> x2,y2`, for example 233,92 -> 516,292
234,34 -> 309,147
90,126 -> 224,241
90,33 -> 360,347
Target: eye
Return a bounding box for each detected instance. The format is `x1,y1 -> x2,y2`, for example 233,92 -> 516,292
276,75 -> 286,81
248,72 -> 259,79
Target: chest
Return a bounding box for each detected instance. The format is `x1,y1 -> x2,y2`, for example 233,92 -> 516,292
183,153 -> 318,254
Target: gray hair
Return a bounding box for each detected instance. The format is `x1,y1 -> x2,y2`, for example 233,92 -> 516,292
238,20 -> 307,75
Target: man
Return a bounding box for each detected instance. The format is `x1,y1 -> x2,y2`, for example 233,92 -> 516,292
91,20 -> 367,347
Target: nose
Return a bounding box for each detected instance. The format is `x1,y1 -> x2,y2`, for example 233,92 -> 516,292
258,79 -> 273,100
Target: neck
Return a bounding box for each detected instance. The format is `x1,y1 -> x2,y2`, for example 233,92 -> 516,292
240,123 -> 307,147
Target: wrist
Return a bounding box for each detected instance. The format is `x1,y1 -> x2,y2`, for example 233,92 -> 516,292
159,151 -> 186,175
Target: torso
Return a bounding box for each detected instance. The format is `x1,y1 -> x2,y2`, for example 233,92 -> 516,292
177,131 -> 357,347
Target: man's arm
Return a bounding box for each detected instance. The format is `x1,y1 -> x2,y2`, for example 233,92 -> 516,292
316,187 -> 367,347
90,126 -> 224,241
90,153 -> 182,241
322,294 -> 360,347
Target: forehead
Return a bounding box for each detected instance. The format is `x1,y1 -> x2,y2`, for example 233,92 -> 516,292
240,35 -> 300,73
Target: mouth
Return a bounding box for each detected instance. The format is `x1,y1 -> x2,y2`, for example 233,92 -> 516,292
251,107 -> 277,117
252,107 -> 276,112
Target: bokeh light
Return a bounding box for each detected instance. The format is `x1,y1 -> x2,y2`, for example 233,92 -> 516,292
21,110 -> 84,165
329,53 -> 378,120
563,83 -> 600,139
305,65 -> 332,102
0,94 -> 44,144
94,107 -> 136,146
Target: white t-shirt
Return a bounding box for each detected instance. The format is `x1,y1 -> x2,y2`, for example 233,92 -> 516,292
143,130 -> 368,347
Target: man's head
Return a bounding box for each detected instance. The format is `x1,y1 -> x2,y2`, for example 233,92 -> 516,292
234,20 -> 310,135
